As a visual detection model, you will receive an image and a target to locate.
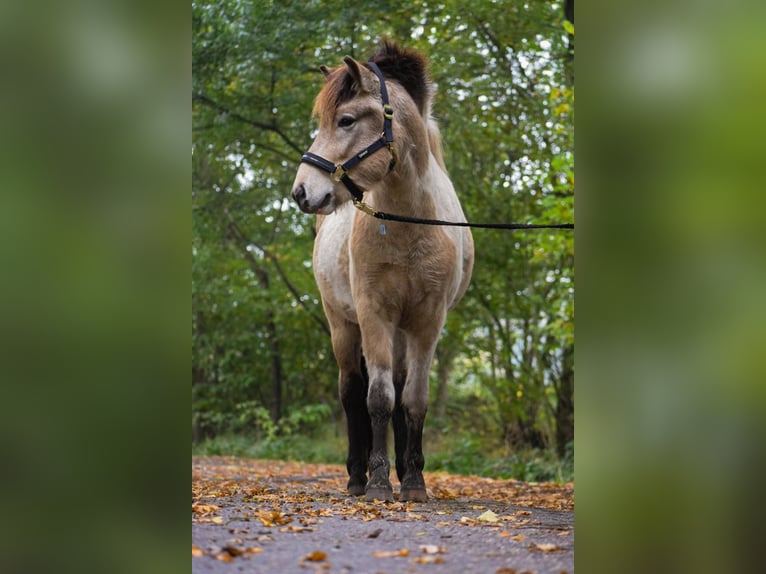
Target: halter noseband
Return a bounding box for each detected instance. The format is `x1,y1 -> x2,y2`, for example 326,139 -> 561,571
300,61 -> 397,203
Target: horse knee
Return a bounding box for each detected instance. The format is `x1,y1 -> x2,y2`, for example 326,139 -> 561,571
401,384 -> 428,420
366,366 -> 394,419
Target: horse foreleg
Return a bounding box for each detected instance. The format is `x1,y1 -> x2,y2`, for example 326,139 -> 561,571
365,362 -> 395,502
340,367 -> 371,496
398,336 -> 439,502
332,321 -> 370,496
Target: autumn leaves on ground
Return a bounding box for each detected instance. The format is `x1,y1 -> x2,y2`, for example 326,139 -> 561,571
192,456 -> 574,573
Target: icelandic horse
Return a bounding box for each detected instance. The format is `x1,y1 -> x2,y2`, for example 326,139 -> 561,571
291,41 -> 474,502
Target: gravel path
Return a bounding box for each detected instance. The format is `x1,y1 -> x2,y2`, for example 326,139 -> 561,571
192,457 -> 574,574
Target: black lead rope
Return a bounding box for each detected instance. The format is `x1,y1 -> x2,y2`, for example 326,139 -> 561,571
353,200 -> 574,230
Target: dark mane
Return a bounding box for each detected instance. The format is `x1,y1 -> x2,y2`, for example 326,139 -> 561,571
313,41 -> 431,119
368,40 -> 431,115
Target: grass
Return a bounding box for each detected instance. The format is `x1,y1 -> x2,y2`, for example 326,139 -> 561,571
193,427 -> 573,484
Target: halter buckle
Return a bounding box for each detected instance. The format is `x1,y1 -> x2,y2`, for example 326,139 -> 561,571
383,104 -> 394,120
332,164 -> 347,182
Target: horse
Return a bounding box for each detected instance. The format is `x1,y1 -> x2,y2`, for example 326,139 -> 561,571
291,41 -> 474,502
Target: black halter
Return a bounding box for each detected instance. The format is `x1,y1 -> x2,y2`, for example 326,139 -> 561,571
300,61 -> 397,203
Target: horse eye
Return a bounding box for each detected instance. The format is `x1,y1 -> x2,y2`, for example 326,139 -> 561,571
337,116 -> 356,128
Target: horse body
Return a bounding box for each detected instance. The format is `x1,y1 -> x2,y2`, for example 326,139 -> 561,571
292,42 -> 473,502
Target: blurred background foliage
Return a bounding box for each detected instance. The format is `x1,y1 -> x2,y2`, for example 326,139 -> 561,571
192,0 -> 575,481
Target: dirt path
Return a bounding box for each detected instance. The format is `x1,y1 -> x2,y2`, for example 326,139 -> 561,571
192,456 -> 574,573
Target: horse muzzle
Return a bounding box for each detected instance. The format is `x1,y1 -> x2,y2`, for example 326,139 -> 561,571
291,183 -> 334,214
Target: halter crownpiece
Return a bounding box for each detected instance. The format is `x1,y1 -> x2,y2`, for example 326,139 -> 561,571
300,61 -> 397,204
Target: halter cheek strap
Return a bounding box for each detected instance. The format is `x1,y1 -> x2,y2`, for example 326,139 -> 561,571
300,61 -> 397,203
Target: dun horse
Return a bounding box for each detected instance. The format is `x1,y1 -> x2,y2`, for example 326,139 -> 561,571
291,42 -> 474,502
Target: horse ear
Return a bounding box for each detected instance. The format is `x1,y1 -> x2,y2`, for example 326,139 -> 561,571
319,65 -> 331,80
343,56 -> 377,94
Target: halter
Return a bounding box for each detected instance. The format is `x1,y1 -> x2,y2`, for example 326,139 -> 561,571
300,61 -> 397,204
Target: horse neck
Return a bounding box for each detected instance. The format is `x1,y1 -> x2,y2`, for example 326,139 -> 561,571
367,118 -> 441,219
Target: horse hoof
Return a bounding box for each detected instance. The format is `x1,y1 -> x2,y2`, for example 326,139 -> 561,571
399,488 -> 428,502
365,486 -> 394,502
348,483 -> 366,497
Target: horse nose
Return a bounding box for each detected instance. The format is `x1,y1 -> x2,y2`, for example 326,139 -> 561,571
291,184 -> 306,207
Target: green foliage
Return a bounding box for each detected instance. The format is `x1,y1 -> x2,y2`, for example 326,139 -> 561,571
193,410 -> 346,464
192,0 -> 574,464
427,433 -> 574,483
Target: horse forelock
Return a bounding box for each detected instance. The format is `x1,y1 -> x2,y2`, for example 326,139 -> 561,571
312,67 -> 356,123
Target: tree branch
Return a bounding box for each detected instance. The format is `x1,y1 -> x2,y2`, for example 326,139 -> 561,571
192,92 -> 304,155
224,210 -> 331,337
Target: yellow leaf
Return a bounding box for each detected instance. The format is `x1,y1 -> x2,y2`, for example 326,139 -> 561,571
477,510 -> 499,523
192,546 -> 204,557
534,543 -> 559,552
512,535 -> 526,541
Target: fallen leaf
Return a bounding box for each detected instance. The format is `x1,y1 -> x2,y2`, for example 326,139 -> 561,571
558,530 -> 571,536
531,542 -> 559,552
195,516 -> 223,524
372,549 -> 409,558
477,510 -> 499,523
192,502 -> 219,516
368,528 -> 383,538
192,546 -> 204,557
495,568 -> 517,574
304,550 -> 327,562
245,547 -> 263,554
512,535 -> 526,541
419,544 -> 446,554
222,545 -> 242,556
257,510 -> 292,527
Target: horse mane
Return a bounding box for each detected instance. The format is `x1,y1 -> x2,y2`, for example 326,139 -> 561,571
368,40 -> 432,117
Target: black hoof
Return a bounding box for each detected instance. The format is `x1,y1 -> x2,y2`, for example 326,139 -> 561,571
347,476 -> 367,496
399,487 -> 428,502
365,485 -> 394,502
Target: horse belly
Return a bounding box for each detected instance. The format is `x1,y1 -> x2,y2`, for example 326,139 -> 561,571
313,205 -> 357,323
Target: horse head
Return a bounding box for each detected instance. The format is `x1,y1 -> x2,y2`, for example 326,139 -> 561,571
291,42 -> 432,214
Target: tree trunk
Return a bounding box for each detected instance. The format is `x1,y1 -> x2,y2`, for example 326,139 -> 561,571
254,268 -> 283,426
267,307 -> 283,425
555,344 -> 574,458
433,344 -> 457,420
